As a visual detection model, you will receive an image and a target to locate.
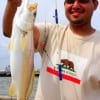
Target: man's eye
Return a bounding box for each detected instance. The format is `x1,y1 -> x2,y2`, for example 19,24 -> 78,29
65,0 -> 75,4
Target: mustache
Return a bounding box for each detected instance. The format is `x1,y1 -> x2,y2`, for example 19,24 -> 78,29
70,8 -> 84,13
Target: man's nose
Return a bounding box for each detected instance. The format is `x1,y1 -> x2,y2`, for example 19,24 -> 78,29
72,1 -> 81,9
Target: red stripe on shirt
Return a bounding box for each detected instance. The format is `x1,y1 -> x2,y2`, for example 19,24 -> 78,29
47,66 -> 80,84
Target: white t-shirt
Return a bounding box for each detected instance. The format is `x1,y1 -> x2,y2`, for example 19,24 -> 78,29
34,23 -> 100,100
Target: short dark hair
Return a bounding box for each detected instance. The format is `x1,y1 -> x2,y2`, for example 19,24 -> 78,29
93,0 -> 96,2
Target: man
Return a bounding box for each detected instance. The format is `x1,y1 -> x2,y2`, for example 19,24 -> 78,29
3,0 -> 100,100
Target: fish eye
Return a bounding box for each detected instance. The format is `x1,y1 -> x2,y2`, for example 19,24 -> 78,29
33,12 -> 36,17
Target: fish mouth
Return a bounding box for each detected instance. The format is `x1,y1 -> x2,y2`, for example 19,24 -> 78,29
28,3 -> 38,11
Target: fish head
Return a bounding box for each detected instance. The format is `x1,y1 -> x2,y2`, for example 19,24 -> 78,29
27,3 -> 38,23
14,0 -> 38,32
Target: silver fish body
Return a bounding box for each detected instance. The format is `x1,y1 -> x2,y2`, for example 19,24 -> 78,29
8,0 -> 37,100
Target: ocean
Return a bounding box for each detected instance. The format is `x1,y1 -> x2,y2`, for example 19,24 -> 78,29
0,77 -> 38,98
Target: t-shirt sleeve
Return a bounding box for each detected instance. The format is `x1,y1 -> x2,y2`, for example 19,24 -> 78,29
34,23 -> 51,54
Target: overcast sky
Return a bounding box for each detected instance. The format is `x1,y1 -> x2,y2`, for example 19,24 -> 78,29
0,0 -> 100,70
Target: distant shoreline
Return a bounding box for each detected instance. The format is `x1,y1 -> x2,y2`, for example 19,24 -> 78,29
0,71 -> 39,77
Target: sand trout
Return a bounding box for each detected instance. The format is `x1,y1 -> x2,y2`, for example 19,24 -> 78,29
8,0 -> 37,100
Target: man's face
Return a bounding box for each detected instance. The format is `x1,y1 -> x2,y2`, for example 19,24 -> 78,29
64,0 -> 98,25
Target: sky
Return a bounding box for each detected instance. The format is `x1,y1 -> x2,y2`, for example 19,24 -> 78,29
0,0 -> 100,70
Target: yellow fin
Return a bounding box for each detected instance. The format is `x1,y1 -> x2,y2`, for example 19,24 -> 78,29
20,35 -> 26,50
9,82 -> 16,96
27,70 -> 35,96
8,39 -> 14,50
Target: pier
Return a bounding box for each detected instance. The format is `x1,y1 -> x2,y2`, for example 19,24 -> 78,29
0,66 -> 40,77
0,70 -> 40,77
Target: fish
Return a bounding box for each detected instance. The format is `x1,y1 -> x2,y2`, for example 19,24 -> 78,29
8,0 -> 38,99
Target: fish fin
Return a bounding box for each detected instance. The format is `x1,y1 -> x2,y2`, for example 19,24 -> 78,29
8,39 -> 14,50
9,82 -> 16,96
8,42 -> 10,50
27,69 -> 35,96
20,34 -> 27,50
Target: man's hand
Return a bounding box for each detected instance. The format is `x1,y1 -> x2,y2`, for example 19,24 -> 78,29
3,0 -> 22,37
8,0 -> 22,8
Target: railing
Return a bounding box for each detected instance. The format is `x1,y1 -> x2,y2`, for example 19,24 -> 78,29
0,95 -> 35,100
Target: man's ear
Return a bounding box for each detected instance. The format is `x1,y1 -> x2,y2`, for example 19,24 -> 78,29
93,0 -> 99,10
64,1 -> 66,6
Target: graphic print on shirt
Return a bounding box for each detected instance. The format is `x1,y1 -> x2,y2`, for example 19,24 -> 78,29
61,59 -> 75,72
47,50 -> 88,84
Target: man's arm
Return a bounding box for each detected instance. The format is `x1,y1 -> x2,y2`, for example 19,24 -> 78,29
3,0 -> 40,49
3,0 -> 22,37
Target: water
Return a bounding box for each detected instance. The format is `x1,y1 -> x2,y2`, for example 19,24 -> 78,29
0,77 -> 38,98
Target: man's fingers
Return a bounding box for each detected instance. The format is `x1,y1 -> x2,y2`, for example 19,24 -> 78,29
8,0 -> 22,7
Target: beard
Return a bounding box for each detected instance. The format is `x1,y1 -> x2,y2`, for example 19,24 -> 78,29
70,19 -> 84,25
66,12 -> 93,26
